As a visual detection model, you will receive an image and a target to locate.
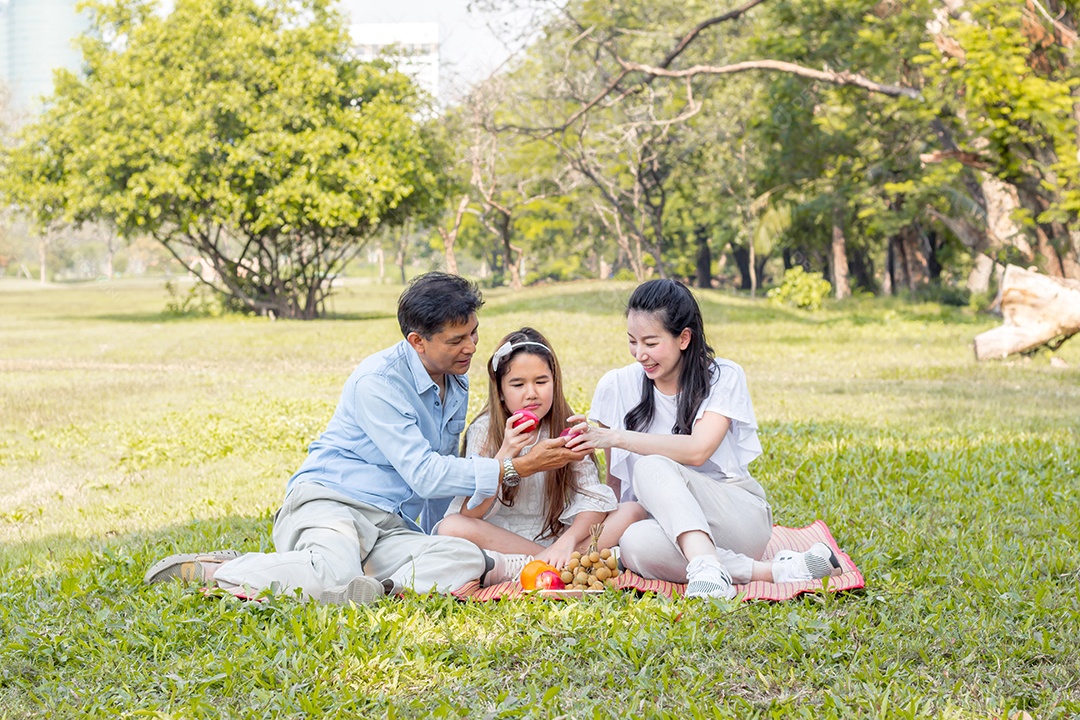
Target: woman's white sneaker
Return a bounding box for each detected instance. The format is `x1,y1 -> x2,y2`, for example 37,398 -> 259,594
771,542 -> 841,584
685,555 -> 736,600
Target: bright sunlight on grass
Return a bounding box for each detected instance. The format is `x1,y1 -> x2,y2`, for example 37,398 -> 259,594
1,277 -> 1078,717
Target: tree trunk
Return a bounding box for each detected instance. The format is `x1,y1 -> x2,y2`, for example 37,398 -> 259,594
974,265 -> 1080,359
396,240 -> 407,284
39,236 -> 48,284
695,226 -> 711,289
748,240 -> 758,297
1033,222 -> 1065,278
443,241 -> 459,276
899,225 -> 930,291
830,216 -> 851,299
968,253 -> 996,293
848,246 -> 876,293
882,253 -> 894,296
981,173 -> 1027,256
495,213 -> 523,291
438,195 -> 470,276
886,235 -> 904,295
731,243 -> 752,291
104,232 -> 116,279
1065,230 -> 1080,280
925,227 -> 944,282
506,251 -> 523,290
755,253 -> 768,289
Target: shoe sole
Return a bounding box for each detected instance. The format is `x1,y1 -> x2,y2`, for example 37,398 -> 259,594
144,550 -> 241,585
804,542 -> 843,579
685,581 -> 736,600
319,576 -> 385,605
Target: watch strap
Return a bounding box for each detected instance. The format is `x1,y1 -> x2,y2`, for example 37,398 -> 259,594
501,457 -> 521,487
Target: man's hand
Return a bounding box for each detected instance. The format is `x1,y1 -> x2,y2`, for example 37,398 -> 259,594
516,437 -> 590,476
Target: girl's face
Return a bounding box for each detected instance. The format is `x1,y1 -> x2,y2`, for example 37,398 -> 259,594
627,310 -> 691,394
499,352 -> 554,421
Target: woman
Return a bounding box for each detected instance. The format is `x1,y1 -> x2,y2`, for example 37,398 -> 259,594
566,279 -> 839,599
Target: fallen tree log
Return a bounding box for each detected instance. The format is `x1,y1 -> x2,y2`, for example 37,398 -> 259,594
974,265 -> 1080,360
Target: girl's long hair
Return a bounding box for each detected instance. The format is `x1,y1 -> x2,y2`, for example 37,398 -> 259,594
472,327 -> 595,542
624,279 -> 718,435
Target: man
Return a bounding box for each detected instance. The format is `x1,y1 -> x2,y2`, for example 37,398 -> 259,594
145,273 -> 583,603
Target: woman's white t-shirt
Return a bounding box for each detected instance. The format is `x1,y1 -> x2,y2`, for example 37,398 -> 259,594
588,359 -> 765,502
443,413 -> 617,546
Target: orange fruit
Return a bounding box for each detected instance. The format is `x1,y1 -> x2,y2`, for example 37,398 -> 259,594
520,559 -> 557,590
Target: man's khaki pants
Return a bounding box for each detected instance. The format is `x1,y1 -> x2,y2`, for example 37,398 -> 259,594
214,483 -> 486,599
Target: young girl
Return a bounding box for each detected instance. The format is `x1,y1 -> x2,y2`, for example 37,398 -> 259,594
436,327 -> 646,585
566,279 -> 840,599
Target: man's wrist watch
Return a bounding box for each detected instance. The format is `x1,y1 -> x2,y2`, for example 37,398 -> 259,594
501,457 -> 521,487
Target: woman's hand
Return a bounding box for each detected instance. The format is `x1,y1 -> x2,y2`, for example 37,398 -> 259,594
563,414 -> 620,451
497,412 -> 539,459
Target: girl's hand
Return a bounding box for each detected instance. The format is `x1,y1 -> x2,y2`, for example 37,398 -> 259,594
564,414 -> 619,451
497,412 -> 539,458
537,537 -> 577,569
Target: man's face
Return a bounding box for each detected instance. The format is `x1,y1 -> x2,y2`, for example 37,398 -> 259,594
409,314 -> 479,379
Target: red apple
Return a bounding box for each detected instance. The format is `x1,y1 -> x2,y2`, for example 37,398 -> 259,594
559,427 -> 583,439
512,409 -> 540,431
535,570 -> 565,590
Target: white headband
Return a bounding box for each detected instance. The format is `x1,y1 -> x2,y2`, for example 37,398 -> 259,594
491,340 -> 550,373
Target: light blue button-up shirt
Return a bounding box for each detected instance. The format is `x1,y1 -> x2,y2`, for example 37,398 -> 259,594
285,339 -> 499,532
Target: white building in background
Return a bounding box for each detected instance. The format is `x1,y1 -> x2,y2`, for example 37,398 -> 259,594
350,22 -> 440,101
0,0 -> 88,114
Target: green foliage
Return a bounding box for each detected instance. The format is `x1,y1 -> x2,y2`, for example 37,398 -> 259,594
163,279 -> 230,318
445,0 -> 1080,295
912,282 -> 972,308
767,266 -> 833,310
1,0 -> 448,318
3,279 -> 1079,716
918,0 -> 1080,223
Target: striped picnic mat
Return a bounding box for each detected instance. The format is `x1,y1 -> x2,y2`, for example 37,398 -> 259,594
451,520 -> 863,602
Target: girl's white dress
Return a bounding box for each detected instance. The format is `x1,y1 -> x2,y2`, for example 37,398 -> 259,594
443,413 -> 617,546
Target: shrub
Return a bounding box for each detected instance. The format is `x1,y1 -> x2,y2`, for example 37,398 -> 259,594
767,266 -> 832,310
914,283 -> 971,307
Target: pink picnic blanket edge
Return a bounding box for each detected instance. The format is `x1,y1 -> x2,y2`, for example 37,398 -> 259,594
452,520 -> 864,603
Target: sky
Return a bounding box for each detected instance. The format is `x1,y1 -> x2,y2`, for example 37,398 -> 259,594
337,0 -> 538,101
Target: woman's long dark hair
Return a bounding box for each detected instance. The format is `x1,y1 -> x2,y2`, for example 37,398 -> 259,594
624,279 -> 717,435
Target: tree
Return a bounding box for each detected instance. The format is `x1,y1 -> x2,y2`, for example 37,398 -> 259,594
920,0 -> 1080,281
1,0 -> 447,318
461,77 -> 566,290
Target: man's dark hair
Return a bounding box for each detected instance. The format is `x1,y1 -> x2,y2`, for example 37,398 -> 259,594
397,272 -> 484,338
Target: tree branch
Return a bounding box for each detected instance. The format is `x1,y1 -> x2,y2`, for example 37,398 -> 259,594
656,0 -> 773,69
613,58 -> 922,99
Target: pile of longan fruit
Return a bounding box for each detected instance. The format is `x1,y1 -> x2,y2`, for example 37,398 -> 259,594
559,523 -> 619,591
560,547 -> 619,591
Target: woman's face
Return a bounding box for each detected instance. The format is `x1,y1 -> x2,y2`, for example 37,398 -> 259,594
499,352 -> 554,421
627,310 -> 691,393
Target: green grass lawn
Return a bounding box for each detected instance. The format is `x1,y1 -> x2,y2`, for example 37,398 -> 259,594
1,276 -> 1078,718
